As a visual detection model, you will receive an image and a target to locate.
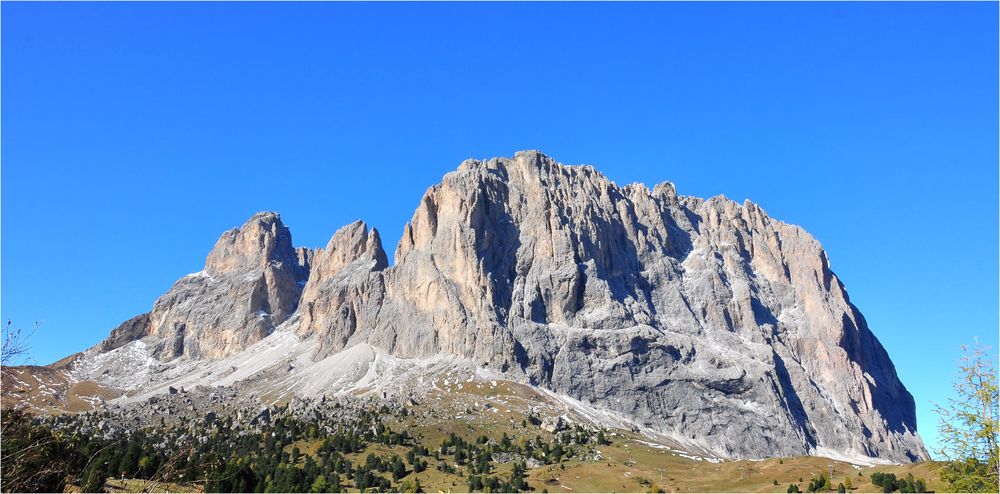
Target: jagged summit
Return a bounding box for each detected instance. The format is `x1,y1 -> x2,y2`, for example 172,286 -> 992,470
296,221 -> 389,357
205,211 -> 296,276
36,151 -> 924,463
95,210 -> 309,360
319,220 -> 388,273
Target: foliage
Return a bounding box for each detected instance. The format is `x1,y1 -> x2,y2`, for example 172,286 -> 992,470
934,341 -> 999,492
870,472 -> 929,493
0,398 -> 612,493
806,473 -> 827,492
0,407 -> 72,492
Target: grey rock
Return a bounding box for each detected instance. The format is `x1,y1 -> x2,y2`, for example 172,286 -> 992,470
83,151 -> 926,463
99,313 -> 151,353
105,212 -> 308,360
296,220 -> 388,357
541,415 -> 567,433
251,406 -> 271,426
301,151 -> 925,462
491,452 -> 514,464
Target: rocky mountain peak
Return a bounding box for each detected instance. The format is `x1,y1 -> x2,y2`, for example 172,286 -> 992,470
319,220 -> 388,275
75,151 -> 925,463
103,211 -> 309,360
652,180 -> 677,198
205,211 -> 297,277
295,221 -> 388,357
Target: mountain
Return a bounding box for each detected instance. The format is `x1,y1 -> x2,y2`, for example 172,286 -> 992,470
4,151 -> 927,464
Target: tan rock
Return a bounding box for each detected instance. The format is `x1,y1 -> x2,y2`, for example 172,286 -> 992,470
86,151 -> 927,463
146,212 -> 304,359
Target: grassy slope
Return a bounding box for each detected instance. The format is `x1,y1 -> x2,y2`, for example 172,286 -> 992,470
272,427 -> 946,493
45,374 -> 944,493
275,378 -> 947,493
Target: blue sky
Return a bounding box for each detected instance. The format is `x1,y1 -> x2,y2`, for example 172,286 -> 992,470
2,2 -> 996,456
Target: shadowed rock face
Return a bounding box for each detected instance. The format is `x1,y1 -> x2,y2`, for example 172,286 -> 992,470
100,313 -> 150,353
90,151 -> 926,462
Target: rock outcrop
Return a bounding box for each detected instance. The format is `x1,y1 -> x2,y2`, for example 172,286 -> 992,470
99,313 -> 151,353
84,151 -> 926,462
297,221 -> 388,358
97,212 -> 309,360
297,151 -> 926,462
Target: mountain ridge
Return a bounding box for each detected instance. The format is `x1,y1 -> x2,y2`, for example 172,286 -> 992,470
9,150 -> 927,464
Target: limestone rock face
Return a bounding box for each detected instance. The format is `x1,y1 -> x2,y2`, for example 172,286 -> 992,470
88,151 -> 926,462
145,212 -> 307,359
302,151 -> 924,461
99,313 -> 151,353
297,221 -> 388,357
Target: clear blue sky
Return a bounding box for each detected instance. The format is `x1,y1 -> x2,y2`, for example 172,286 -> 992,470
2,2 -> 996,456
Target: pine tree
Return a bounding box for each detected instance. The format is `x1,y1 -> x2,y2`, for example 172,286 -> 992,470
392,455 -> 407,481
310,474 -> 327,493
510,460 -> 527,491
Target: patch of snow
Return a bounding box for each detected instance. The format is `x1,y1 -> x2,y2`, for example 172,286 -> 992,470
634,439 -> 722,463
812,447 -> 895,467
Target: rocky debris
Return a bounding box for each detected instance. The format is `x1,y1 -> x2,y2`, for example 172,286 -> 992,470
45,389 -> 402,452
250,406 -> 271,426
491,452 -> 515,464
541,415 -> 568,433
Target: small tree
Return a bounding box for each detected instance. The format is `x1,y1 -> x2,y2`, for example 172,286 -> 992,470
1,319 -> 36,367
309,474 -> 327,493
392,455 -> 407,481
934,340 -> 999,492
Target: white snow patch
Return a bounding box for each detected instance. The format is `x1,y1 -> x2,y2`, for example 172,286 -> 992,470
811,447 -> 895,467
